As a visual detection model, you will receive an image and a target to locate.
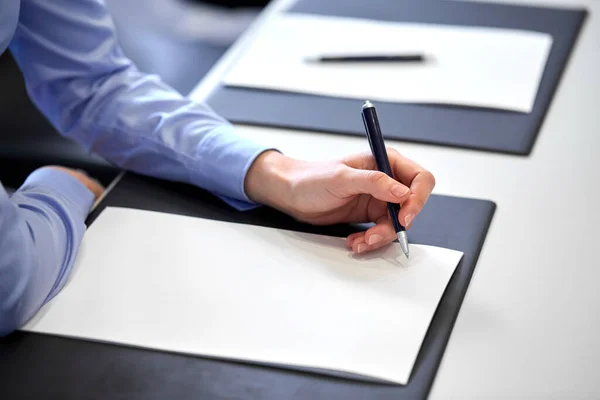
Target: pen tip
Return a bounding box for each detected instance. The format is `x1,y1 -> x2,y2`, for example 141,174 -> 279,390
397,231 -> 409,259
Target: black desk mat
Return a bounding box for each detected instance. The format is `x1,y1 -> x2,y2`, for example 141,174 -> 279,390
0,173 -> 495,399
207,0 -> 587,155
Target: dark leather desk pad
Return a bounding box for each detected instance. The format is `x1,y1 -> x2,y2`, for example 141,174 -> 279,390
0,173 -> 495,399
207,0 -> 587,155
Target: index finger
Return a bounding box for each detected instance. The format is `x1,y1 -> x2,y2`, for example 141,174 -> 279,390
341,149 -> 435,226
342,148 -> 431,187
386,148 -> 432,186
397,169 -> 435,228
387,150 -> 436,227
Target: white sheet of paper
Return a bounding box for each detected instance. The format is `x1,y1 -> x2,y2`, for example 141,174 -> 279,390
222,13 -> 552,113
22,207 -> 463,384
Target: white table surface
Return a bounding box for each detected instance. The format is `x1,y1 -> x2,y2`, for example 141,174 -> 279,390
187,0 -> 600,398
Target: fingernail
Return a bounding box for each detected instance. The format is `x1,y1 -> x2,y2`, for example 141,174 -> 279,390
357,243 -> 368,253
405,214 -> 415,227
391,185 -> 409,198
368,234 -> 383,245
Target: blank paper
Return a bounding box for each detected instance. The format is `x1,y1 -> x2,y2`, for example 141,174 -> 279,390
222,13 -> 553,113
22,207 -> 463,384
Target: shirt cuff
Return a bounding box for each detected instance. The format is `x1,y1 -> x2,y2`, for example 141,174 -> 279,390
18,168 -> 95,218
193,124 -> 278,211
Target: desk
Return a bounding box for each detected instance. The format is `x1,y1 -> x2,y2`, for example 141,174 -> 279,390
187,0 -> 600,398
2,0 -> 598,399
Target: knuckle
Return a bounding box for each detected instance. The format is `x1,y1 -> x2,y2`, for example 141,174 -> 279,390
366,170 -> 386,185
332,164 -> 350,179
386,147 -> 400,157
423,170 -> 436,188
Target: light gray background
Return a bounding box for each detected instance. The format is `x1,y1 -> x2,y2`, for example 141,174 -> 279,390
184,0 -> 600,398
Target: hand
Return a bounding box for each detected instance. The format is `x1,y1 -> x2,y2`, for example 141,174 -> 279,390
245,150 -> 435,254
45,166 -> 105,200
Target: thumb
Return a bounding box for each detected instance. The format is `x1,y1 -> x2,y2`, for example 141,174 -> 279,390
342,168 -> 410,203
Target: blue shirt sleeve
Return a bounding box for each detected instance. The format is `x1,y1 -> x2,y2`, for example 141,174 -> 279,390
9,0 -> 274,210
0,169 -> 94,336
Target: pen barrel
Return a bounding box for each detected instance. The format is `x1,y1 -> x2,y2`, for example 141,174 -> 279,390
361,106 -> 394,177
387,203 -> 403,233
361,105 -> 405,233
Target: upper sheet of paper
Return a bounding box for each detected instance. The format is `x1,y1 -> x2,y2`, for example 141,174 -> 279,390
23,207 -> 463,384
222,13 -> 552,113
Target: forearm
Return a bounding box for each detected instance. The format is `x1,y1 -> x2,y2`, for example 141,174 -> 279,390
0,170 -> 93,336
11,0 -> 272,208
32,63 -> 271,206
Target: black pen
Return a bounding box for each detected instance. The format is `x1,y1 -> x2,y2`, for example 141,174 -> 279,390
306,54 -> 425,64
361,100 -> 410,259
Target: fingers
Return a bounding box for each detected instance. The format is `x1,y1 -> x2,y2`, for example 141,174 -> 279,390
341,148 -> 435,191
376,148 -> 435,228
341,149 -> 435,230
387,148 -> 436,191
346,216 -> 397,254
397,168 -> 435,228
83,175 -> 105,200
46,166 -> 105,200
338,166 -> 411,204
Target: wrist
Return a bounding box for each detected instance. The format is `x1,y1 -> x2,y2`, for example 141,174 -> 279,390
244,150 -> 296,212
